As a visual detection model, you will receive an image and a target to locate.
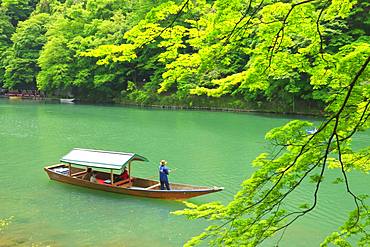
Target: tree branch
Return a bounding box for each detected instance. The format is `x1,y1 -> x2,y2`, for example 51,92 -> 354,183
266,0 -> 317,70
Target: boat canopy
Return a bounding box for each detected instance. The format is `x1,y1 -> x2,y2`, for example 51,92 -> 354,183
60,148 -> 148,170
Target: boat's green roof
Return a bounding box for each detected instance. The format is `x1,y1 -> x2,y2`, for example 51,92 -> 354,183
60,148 -> 148,170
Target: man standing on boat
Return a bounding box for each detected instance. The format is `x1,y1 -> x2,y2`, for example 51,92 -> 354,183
159,160 -> 170,190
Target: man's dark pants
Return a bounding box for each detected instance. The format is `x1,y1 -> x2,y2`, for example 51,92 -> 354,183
160,180 -> 170,190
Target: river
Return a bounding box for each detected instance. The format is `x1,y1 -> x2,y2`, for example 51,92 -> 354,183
0,99 -> 368,246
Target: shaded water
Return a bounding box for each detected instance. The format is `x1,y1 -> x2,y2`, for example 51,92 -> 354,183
0,99 -> 368,246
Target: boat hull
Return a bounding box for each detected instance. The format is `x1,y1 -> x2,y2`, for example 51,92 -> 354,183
60,98 -> 75,104
44,165 -> 222,200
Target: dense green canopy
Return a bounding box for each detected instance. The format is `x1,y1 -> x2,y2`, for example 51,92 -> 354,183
0,0 -> 367,111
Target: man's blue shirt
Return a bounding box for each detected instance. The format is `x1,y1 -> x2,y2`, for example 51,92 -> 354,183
159,165 -> 169,182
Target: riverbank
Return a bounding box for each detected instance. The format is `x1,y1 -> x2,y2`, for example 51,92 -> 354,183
0,94 -> 324,116
0,96 -> 323,116
116,94 -> 324,116
117,102 -> 323,116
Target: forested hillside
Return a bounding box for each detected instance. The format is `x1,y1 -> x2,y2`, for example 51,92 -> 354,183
0,0 -> 369,112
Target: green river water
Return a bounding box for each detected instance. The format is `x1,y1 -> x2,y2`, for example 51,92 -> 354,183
0,99 -> 368,246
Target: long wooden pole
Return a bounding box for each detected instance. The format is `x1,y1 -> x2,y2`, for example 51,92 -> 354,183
110,169 -> 114,185
68,163 -> 72,176
128,161 -> 132,186
145,168 -> 177,180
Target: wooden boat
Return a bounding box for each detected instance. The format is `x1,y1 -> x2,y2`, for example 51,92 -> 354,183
44,148 -> 223,200
6,90 -> 42,100
8,95 -> 22,100
60,98 -> 75,104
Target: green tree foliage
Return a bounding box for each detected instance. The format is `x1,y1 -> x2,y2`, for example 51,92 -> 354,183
36,0 -> 169,100
0,9 -> 14,87
1,0 -> 38,26
84,0 -> 368,108
0,0 -> 40,88
1,0 -> 368,107
84,0 -> 252,102
0,0 -> 165,99
3,13 -> 50,89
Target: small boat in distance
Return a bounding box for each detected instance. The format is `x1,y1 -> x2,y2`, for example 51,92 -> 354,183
60,98 -> 75,104
44,148 -> 223,200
